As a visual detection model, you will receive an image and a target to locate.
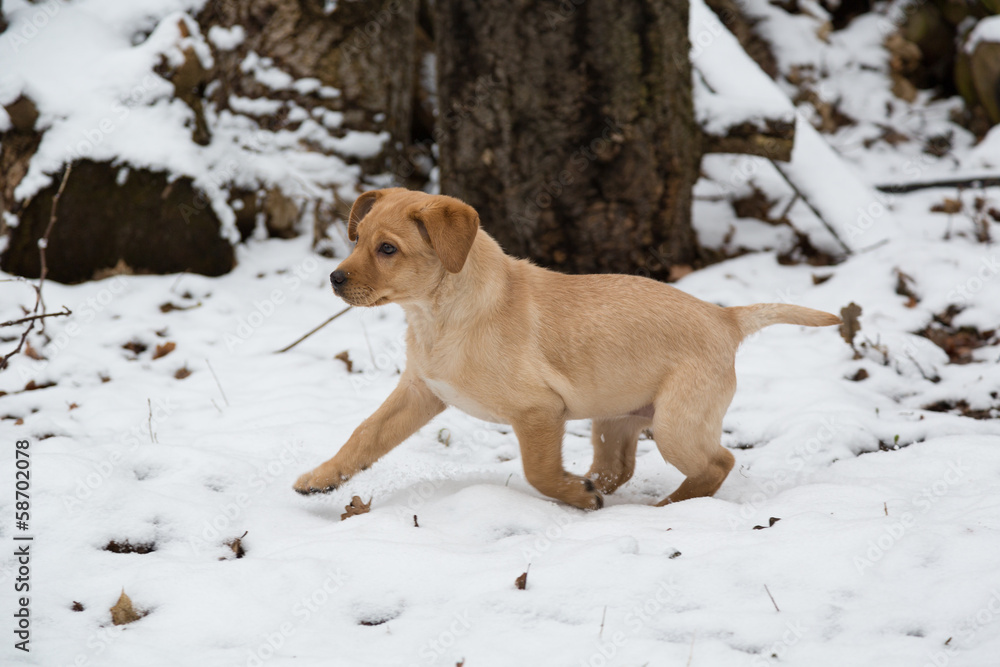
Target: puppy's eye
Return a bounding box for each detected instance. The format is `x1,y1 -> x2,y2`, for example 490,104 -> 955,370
378,242 -> 397,256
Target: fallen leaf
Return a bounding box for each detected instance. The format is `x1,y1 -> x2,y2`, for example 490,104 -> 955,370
15,418 -> 23,426
122,341 -> 147,356
413,514 -> 419,528
153,342 -> 176,360
225,531 -> 247,559
24,340 -> 45,360
110,590 -> 143,626
104,540 -> 156,554
839,302 -> 862,349
159,301 -> 202,313
668,264 -> 694,282
341,496 -> 371,521
931,198 -> 962,214
68,403 -> 79,410
23,380 -> 55,392
515,567 -> 529,590
753,517 -> 782,530
71,601 -> 85,612
174,366 -> 192,380
335,350 -> 353,373
811,273 -> 832,285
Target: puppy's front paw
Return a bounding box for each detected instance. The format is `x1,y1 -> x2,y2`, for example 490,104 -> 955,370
563,476 -> 604,511
293,464 -> 351,495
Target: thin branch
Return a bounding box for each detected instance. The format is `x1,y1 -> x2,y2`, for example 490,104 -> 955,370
875,175 -> 1000,194
1,164 -> 73,372
0,320 -> 36,371
205,358 -> 230,407
275,306 -> 352,353
764,584 -> 781,612
0,306 -> 72,328
37,163 -> 73,324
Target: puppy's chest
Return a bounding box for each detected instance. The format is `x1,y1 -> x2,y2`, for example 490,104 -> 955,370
423,377 -> 504,424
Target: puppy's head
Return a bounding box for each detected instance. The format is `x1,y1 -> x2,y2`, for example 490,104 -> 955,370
330,188 -> 480,307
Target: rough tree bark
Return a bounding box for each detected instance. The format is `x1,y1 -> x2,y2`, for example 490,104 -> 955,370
1,0 -> 417,282
433,0 -> 701,279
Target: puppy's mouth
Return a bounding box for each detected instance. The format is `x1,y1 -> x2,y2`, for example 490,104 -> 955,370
335,285 -> 390,307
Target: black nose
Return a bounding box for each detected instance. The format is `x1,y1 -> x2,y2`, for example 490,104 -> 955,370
330,270 -> 347,289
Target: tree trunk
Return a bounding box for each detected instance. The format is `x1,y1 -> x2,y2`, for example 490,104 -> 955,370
433,0 -> 700,279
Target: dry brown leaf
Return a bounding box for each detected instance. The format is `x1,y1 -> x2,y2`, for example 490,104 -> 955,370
68,403 -> 79,410
110,589 -> 142,626
668,264 -> 694,282
122,340 -> 147,356
515,571 -> 528,590
341,496 -> 371,521
225,531 -> 247,559
153,342 -> 176,360
15,418 -> 24,426
335,351 -> 353,373
174,366 -> 192,380
839,302 -> 862,349
931,198 -> 962,214
24,340 -> 45,360
71,601 -> 85,612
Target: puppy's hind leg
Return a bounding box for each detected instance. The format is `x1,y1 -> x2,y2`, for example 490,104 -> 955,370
652,369 -> 736,505
587,415 -> 649,495
512,408 -> 604,510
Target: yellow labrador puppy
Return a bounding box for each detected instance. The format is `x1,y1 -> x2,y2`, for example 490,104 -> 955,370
294,188 -> 840,509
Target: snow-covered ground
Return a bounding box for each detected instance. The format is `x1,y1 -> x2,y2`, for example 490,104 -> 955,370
3,0 -> 1000,666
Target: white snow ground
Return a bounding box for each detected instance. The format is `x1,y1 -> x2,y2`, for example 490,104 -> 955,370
3,0 -> 1000,666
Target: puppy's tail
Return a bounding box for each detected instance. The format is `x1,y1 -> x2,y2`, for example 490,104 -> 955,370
729,303 -> 841,340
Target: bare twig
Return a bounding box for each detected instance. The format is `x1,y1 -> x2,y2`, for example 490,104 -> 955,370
771,162 -> 852,255
875,175 -> 1000,194
147,398 -> 158,444
37,163 -> 73,326
0,165 -> 73,372
764,584 -> 781,612
0,306 -> 72,328
275,306 -> 352,353
598,606 -> 607,639
205,358 -> 230,407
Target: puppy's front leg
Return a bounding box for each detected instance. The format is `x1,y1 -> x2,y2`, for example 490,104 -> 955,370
512,409 -> 604,510
294,372 -> 445,494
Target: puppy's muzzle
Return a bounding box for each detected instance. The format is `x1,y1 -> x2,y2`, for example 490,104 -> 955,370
330,269 -> 347,294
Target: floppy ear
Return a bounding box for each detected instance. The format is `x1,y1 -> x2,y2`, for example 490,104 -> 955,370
347,191 -> 381,241
412,197 -> 480,273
